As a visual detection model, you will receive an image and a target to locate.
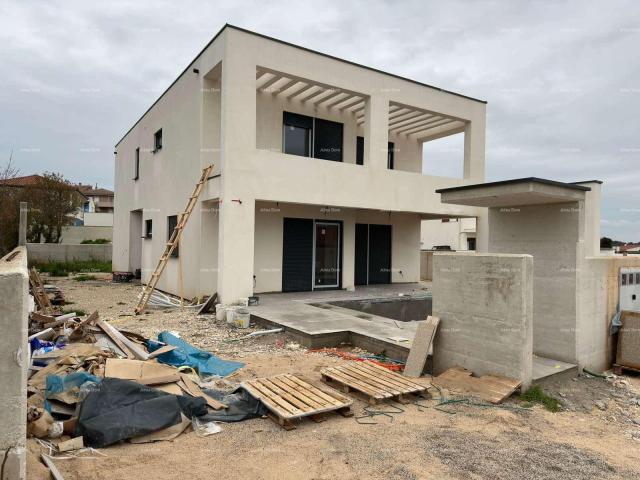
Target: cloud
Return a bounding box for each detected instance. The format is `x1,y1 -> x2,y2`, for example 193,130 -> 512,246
1,0 -> 639,239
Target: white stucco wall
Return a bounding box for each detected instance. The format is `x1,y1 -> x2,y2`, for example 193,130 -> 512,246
421,217 -> 476,250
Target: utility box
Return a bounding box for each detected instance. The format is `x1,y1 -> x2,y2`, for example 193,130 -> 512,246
620,268 -> 640,312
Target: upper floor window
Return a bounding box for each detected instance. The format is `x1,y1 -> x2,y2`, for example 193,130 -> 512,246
134,147 -> 140,180
356,136 -> 395,169
167,215 -> 179,257
154,129 -> 163,152
144,219 -> 152,239
283,112 -> 343,162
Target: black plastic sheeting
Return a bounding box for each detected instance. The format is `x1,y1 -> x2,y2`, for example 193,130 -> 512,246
76,378 -> 207,447
199,387 -> 268,423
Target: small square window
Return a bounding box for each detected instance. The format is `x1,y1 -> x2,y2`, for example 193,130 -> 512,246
167,215 -> 179,257
144,219 -> 152,239
154,129 -> 163,152
134,147 -> 140,180
622,273 -> 627,286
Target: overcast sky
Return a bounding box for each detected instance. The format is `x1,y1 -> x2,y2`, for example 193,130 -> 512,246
1,0 -> 639,240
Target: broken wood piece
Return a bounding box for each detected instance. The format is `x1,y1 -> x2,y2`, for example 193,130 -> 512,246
403,316 -> 440,377
57,436 -> 84,452
41,454 -> 65,480
147,345 -> 177,359
197,292 -> 218,315
178,374 -> 226,410
31,311 -> 56,324
432,366 -> 521,404
97,320 -> 149,360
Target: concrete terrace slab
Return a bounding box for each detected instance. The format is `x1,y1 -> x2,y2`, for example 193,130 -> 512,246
248,283 -> 431,360
532,355 -> 578,382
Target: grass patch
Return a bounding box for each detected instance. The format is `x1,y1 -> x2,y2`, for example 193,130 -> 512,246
80,238 -> 111,244
74,274 -> 97,282
520,385 -> 561,412
31,260 -> 112,274
60,308 -> 86,316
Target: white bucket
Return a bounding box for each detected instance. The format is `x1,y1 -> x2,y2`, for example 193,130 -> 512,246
215,304 -> 226,321
234,308 -> 250,328
225,306 -> 237,325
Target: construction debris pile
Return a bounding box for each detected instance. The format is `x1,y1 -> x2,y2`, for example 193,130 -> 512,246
26,274 -> 271,476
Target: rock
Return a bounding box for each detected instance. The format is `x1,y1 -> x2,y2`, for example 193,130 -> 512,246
632,418 -> 640,426
595,400 -> 607,411
558,392 -> 567,398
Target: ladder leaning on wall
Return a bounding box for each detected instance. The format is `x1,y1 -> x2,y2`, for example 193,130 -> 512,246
134,164 -> 214,315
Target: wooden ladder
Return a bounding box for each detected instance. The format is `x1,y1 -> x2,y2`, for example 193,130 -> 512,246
29,267 -> 55,315
134,164 -> 214,314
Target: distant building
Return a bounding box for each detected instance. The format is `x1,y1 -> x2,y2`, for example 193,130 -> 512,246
421,217 -> 476,251
76,185 -> 114,227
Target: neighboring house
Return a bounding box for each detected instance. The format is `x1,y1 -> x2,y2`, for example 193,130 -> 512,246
421,217 -> 476,251
620,243 -> 640,254
76,185 -> 114,227
113,24 -> 487,303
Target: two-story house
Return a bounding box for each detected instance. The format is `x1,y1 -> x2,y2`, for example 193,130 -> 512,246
113,24 -> 487,303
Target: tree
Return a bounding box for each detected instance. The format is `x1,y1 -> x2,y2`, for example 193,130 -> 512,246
25,173 -> 83,243
0,154 -> 20,256
600,237 -> 613,249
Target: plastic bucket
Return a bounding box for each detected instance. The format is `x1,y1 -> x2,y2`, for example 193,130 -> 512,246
225,306 -> 237,325
234,308 -> 250,328
215,304 -> 226,321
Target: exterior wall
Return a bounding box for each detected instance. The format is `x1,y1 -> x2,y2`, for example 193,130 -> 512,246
487,202 -> 580,363
421,217 -> 476,250
432,252 -> 533,389
60,226 -> 113,244
253,202 -> 420,293
577,256 -> 640,371
83,212 -> 113,227
27,243 -> 112,263
0,247 -> 28,480
113,26 -> 486,302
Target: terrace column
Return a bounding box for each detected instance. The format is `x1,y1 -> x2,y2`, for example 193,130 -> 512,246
463,118 -> 486,181
364,94 -> 389,170
216,48 -> 257,303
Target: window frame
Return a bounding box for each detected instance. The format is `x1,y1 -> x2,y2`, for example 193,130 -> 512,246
144,219 -> 152,239
154,129 -> 163,153
167,215 -> 179,257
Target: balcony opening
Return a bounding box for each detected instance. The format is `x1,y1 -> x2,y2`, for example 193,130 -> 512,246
422,131 -> 465,179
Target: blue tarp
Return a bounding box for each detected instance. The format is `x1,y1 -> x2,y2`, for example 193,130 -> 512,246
45,372 -> 101,412
147,331 -> 244,378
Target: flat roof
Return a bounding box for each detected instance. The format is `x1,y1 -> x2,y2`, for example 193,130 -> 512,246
436,177 -> 592,194
436,177 -> 597,208
115,24 -> 487,147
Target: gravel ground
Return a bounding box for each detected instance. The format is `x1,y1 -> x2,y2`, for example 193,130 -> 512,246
27,274 -> 640,480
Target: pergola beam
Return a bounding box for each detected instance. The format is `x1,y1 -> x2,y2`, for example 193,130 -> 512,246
286,83 -> 314,100
272,79 -> 300,96
415,122 -> 466,142
258,74 -> 284,92
339,98 -> 365,111
402,118 -> 455,136
325,93 -> 358,109
389,111 -> 430,128
394,116 -> 446,134
314,89 -> 344,107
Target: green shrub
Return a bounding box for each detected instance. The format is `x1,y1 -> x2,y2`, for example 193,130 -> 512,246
74,274 -> 97,281
80,238 -> 111,244
60,308 -> 86,316
520,385 -> 561,412
31,260 -> 112,274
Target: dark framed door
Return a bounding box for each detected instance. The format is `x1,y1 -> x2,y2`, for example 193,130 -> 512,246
282,218 -> 313,292
354,223 -> 369,285
368,224 -> 392,284
314,221 -> 341,288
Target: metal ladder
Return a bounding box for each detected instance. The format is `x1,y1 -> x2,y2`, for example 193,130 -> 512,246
134,164 -> 214,314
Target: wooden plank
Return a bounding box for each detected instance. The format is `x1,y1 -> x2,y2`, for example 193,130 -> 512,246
57,436 -> 84,452
258,378 -> 315,412
41,454 -> 65,480
329,365 -> 398,395
147,345 -> 177,359
432,367 -> 521,404
403,316 -> 439,377
96,321 -> 135,359
197,292 -> 218,315
278,375 -> 339,408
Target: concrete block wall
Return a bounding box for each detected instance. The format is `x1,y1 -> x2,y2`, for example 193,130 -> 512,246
27,243 -> 112,263
0,247 -> 28,480
432,252 -> 533,389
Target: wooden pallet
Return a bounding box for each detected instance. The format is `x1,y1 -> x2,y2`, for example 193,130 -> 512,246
29,268 -> 56,315
432,366 -> 521,404
321,361 -> 429,404
241,373 -> 353,430
613,363 -> 640,376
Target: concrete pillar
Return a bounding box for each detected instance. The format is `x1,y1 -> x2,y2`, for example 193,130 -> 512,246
363,94 -> 389,170
341,212 -> 356,291
0,247 -> 28,480
463,118 -> 486,181
18,202 -> 27,246
216,44 -> 257,303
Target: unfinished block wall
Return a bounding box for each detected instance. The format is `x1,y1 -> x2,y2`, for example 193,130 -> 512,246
432,252 -> 533,389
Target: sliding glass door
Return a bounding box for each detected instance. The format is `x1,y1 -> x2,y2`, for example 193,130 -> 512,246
314,222 -> 340,288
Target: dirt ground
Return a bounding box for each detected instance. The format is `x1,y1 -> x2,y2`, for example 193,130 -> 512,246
28,274 -> 640,480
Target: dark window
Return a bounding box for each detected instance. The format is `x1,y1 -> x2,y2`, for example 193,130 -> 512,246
631,274 -> 635,285
314,118 -> 343,162
387,142 -> 395,170
636,273 -> 640,284
144,219 -> 152,239
167,215 -> 179,257
622,273 -> 627,285
154,129 -> 163,152
134,148 -> 140,180
283,112 -> 312,157
355,137 -> 394,168
467,237 -> 476,250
